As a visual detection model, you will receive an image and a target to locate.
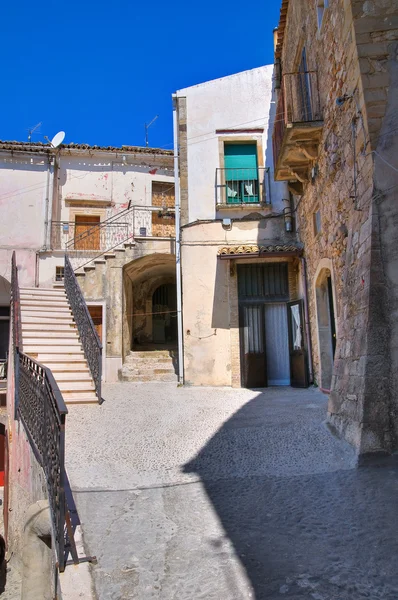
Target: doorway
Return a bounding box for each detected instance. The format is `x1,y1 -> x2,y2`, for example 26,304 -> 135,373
152,283 -> 177,344
74,215 -> 101,250
315,268 -> 336,390
88,305 -> 103,342
238,263 -> 308,388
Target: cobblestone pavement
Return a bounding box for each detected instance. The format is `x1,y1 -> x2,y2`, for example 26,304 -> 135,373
66,383 -> 398,600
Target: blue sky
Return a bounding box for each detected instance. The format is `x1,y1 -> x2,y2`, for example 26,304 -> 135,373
2,1 -> 280,149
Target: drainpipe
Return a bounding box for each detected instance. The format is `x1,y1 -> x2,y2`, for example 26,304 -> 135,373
173,94 -> 184,384
301,257 -> 314,384
43,153 -> 54,251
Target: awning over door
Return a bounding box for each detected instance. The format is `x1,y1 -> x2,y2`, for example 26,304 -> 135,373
218,244 -> 303,260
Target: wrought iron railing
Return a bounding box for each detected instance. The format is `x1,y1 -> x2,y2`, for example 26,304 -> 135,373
64,254 -> 102,402
17,352 -> 70,571
215,167 -> 269,206
10,253 -> 78,572
272,71 -> 323,168
51,220 -> 130,251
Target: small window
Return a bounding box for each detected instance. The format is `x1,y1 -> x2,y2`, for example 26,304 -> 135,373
317,0 -> 329,29
55,266 -> 65,282
313,209 -> 321,236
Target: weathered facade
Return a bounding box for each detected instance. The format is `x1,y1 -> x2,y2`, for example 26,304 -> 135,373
175,66 -> 312,388
0,141 -> 176,382
273,0 -> 398,453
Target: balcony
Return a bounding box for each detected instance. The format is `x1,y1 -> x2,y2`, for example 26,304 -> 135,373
216,167 -> 269,208
272,71 -> 323,187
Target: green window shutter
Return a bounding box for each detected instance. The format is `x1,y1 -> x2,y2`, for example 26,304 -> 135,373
224,144 -> 258,181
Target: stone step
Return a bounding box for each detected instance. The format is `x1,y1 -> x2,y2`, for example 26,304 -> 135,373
22,323 -> 77,331
23,338 -> 81,347
23,331 -> 79,339
20,294 -> 67,303
122,366 -> 176,376
22,315 -> 74,324
119,373 -> 178,383
129,350 -> 176,359
21,300 -> 70,309
21,287 -> 67,296
21,305 -> 71,314
29,353 -> 85,362
63,394 -> 98,405
57,380 -> 95,392
104,253 -> 116,259
124,356 -> 175,366
43,361 -> 88,371
62,390 -> 98,401
55,372 -> 91,381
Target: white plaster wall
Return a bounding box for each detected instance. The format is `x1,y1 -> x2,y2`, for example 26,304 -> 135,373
0,153 -> 49,287
59,154 -> 174,221
177,65 -> 288,222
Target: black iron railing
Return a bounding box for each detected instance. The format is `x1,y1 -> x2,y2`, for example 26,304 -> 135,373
11,253 -> 78,572
17,352 -> 69,570
215,167 -> 269,206
64,254 -> 102,402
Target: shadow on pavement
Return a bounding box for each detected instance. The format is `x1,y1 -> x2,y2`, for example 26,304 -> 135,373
183,391 -> 398,599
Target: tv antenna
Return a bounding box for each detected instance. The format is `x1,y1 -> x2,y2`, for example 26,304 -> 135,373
44,131 -> 66,148
145,115 -> 158,147
27,122 -> 42,142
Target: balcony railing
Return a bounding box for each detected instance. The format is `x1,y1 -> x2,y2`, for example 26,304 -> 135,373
272,71 -> 323,183
216,168 -> 269,207
51,206 -> 176,252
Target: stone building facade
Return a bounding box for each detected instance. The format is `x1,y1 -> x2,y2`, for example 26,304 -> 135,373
273,0 -> 398,454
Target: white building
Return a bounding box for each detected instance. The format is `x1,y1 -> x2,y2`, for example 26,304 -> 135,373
174,65 -> 311,388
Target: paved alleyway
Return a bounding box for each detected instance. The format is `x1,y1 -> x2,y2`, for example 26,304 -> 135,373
66,384 -> 398,600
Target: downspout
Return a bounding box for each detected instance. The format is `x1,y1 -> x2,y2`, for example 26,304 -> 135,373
173,94 -> 184,384
301,256 -> 314,384
43,153 -> 54,251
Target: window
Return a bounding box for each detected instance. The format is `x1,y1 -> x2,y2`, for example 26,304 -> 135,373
224,143 -> 259,205
317,0 -> 329,29
55,266 -> 65,282
313,209 -> 321,236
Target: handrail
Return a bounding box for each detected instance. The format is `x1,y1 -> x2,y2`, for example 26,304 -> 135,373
10,253 -> 76,572
64,254 -> 102,402
17,351 -> 69,569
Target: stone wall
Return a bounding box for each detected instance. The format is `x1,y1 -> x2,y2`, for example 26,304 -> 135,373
277,0 -> 398,453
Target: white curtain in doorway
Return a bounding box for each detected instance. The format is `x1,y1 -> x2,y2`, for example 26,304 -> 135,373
291,303 -> 302,350
264,303 -> 290,386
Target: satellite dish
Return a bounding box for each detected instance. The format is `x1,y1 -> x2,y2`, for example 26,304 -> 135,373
51,131 -> 65,148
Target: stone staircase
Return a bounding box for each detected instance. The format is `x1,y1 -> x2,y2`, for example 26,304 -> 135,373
20,287 -> 98,404
119,350 -> 178,382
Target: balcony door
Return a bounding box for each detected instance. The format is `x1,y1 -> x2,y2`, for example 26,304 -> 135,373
224,143 -> 259,204
74,215 -> 101,250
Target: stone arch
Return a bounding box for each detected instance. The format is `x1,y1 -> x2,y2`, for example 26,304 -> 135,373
314,258 -> 337,391
122,254 -> 176,356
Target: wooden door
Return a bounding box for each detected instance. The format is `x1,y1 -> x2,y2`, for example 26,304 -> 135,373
287,300 -> 309,388
88,306 -> 102,342
240,304 -> 267,388
74,215 -> 101,250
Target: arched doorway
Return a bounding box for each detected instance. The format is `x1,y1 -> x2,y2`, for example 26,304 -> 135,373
152,283 -> 177,344
315,265 -> 336,391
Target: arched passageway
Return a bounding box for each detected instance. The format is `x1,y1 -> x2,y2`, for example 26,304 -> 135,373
315,266 -> 336,391
122,254 -> 177,356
